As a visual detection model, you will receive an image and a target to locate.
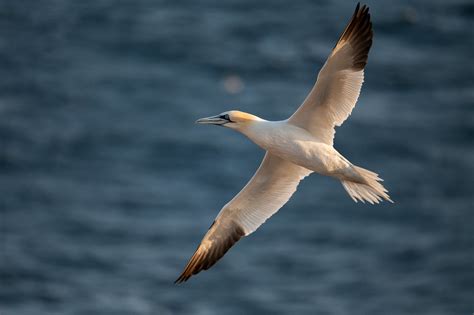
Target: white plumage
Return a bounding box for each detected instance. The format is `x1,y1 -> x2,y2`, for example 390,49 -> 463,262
218,153 -> 312,235
176,3 -> 392,283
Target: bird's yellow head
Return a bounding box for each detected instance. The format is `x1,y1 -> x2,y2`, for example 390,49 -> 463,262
196,110 -> 262,128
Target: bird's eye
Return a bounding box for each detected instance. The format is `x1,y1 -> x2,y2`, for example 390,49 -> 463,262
220,114 -> 231,121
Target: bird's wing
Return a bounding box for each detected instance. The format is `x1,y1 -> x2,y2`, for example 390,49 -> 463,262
175,153 -> 311,283
288,3 -> 373,145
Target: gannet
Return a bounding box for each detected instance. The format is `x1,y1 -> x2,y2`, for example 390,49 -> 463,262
176,3 -> 392,283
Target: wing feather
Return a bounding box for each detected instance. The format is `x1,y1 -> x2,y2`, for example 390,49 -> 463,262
289,3 -> 373,144
175,153 -> 311,283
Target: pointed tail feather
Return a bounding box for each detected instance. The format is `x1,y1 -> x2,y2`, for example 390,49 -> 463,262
341,166 -> 393,204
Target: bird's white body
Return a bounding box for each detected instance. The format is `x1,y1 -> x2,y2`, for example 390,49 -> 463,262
176,4 -> 393,283
239,120 -> 353,179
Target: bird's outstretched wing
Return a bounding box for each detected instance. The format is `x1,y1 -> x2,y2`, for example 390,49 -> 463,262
175,153 -> 311,283
289,3 -> 373,145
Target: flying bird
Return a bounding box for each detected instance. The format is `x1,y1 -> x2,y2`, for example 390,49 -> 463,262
176,3 -> 391,283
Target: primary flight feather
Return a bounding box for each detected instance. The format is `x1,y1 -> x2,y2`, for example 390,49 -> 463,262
175,3 -> 392,284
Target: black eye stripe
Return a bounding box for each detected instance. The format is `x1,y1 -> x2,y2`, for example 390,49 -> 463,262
220,114 -> 231,122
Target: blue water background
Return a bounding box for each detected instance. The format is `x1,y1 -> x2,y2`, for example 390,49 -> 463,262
1,0 -> 473,314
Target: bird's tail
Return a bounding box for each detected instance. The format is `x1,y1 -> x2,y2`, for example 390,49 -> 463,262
341,166 -> 393,204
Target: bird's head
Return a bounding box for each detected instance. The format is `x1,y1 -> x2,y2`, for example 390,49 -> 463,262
196,110 -> 262,130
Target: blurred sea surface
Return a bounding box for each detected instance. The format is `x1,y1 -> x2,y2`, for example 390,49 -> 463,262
1,0 -> 473,314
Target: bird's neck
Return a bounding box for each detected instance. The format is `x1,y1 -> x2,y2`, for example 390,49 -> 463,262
237,120 -> 280,150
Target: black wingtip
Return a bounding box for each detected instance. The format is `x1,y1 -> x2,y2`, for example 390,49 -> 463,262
333,2 -> 373,70
175,270 -> 193,284
174,274 -> 188,284
174,221 -> 245,285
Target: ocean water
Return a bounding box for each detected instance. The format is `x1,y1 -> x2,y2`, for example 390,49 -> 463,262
1,0 -> 473,314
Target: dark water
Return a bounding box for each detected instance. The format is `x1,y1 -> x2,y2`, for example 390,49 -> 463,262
1,0 -> 473,314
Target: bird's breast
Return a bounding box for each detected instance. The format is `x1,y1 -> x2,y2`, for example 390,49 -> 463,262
270,141 -> 349,175
249,125 -> 348,174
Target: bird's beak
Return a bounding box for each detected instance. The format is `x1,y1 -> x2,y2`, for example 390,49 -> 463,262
195,115 -> 229,125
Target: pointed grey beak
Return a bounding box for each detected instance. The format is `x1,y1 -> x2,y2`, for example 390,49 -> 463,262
195,115 -> 229,125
